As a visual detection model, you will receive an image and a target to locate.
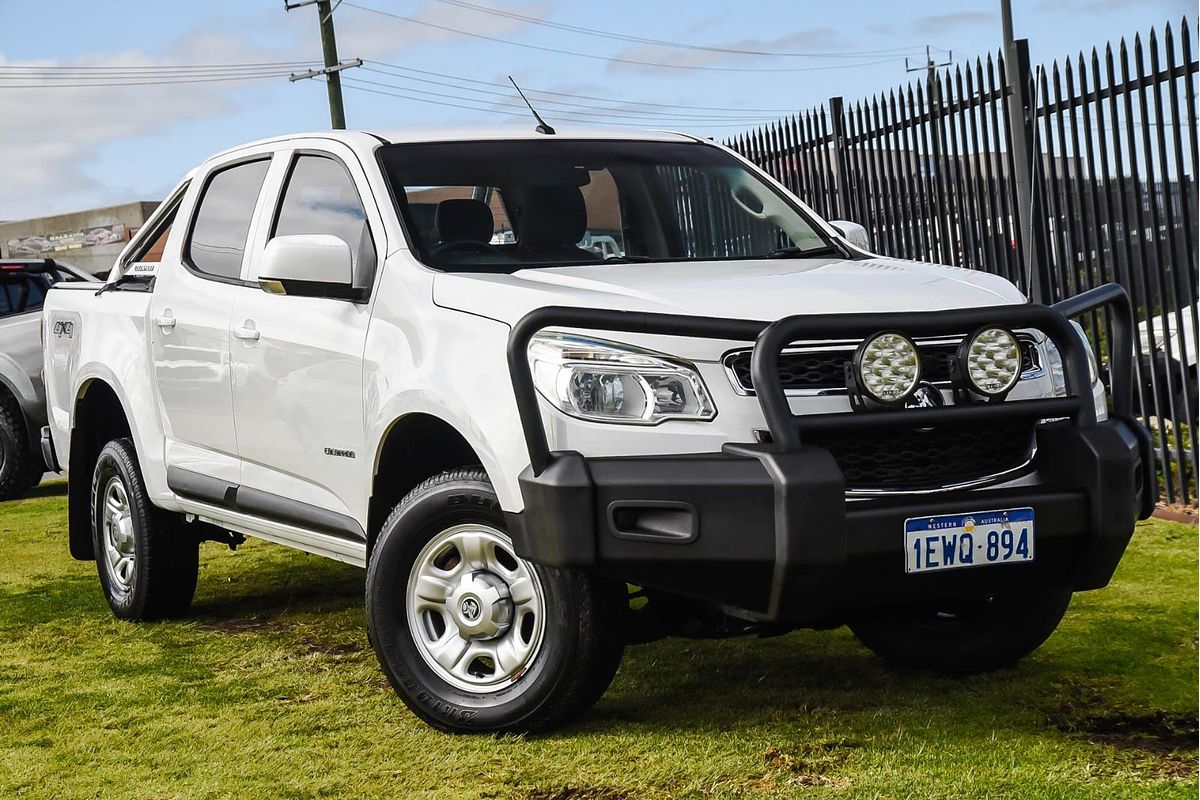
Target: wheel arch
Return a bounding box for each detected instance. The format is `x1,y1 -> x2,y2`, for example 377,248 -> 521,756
0,365 -> 39,454
367,412 -> 488,555
67,377 -> 135,560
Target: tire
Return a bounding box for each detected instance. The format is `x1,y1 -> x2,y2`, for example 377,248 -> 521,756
849,589 -> 1072,674
0,395 -> 42,501
91,438 -> 199,621
366,468 -> 625,733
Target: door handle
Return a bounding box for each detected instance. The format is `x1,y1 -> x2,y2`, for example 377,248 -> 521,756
155,313 -> 176,330
233,322 -> 260,342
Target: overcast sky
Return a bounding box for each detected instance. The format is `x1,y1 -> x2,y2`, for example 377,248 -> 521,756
0,0 -> 1190,220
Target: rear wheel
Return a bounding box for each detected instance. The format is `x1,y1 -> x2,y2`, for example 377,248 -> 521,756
849,589 -> 1072,674
0,396 -> 42,501
91,438 -> 199,620
367,468 -> 625,733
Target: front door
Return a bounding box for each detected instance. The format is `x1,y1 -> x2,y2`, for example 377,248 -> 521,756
231,151 -> 378,525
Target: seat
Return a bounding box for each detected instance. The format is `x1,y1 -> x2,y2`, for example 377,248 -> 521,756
435,198 -> 495,245
515,187 -> 602,263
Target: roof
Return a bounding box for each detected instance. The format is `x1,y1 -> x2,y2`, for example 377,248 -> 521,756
368,125 -> 699,144
206,125 -> 700,159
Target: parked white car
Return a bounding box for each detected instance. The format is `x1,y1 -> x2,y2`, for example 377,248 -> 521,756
1137,302 -> 1197,422
42,128 -> 1153,733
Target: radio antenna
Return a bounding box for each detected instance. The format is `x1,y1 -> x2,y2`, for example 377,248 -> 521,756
508,76 -> 555,135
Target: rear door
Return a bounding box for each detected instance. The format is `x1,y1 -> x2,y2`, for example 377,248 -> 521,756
148,154 -> 273,484
230,143 -> 382,527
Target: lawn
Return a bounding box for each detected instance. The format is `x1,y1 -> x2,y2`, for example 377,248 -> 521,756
0,481 -> 1195,799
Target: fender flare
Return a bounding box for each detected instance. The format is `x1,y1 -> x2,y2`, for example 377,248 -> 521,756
70,366 -> 146,461
370,393 -> 515,510
0,358 -> 40,453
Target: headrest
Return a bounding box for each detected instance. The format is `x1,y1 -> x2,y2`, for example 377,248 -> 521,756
435,198 -> 494,243
517,187 -> 588,249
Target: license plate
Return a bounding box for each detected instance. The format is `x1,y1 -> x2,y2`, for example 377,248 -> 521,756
904,507 -> 1034,574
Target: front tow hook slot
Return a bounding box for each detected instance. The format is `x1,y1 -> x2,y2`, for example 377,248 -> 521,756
607,501 -> 698,544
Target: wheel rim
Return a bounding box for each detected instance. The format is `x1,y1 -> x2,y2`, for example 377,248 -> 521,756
100,476 -> 136,595
405,524 -> 547,693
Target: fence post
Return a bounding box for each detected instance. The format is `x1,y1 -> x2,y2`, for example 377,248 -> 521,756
828,96 -> 851,219
1003,38 -> 1051,302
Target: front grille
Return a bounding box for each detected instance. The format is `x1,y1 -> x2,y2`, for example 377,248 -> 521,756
726,337 -> 1040,394
801,417 -> 1037,490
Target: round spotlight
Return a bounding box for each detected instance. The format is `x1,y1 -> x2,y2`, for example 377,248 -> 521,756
853,331 -> 921,404
959,327 -> 1022,397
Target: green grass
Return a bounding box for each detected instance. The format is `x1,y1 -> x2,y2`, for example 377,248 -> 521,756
0,481 -> 1195,799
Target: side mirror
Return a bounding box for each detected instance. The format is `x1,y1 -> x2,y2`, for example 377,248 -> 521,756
829,220 -> 871,252
259,234 -> 360,300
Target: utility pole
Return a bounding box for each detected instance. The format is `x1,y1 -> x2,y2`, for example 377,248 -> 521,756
284,0 -> 358,129
907,46 -> 953,262
999,0 -> 1046,301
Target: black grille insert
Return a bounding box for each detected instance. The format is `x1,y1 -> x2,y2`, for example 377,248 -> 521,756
727,337 -> 1040,393
801,417 -> 1037,490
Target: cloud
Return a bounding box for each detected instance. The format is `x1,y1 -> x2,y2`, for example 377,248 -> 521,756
333,0 -> 555,58
912,12 -> 995,34
0,47 -> 243,219
1037,0 -> 1145,9
0,0 -> 548,220
605,28 -> 853,73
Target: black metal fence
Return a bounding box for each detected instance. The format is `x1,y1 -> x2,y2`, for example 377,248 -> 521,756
728,17 -> 1199,505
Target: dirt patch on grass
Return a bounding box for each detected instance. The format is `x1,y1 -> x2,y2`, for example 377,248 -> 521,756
193,617 -> 284,634
1056,709 -> 1198,757
193,618 -> 364,662
294,636 -> 363,657
760,739 -> 858,789
1048,683 -> 1198,777
512,786 -> 638,800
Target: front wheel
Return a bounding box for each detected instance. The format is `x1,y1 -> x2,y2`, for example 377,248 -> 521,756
849,589 -> 1072,674
366,468 -> 625,733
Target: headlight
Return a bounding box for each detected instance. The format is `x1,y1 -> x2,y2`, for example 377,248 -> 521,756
1046,322 -> 1099,397
852,331 -> 921,404
528,332 -> 716,424
959,327 -> 1022,397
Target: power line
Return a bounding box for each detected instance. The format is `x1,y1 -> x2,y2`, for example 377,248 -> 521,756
364,61 -> 802,114
0,71 -> 307,89
342,2 -> 910,73
426,0 -> 938,59
0,69 -> 310,81
0,60 -> 321,72
356,68 -> 783,122
349,74 -> 780,123
335,77 -> 774,129
0,60 -> 323,88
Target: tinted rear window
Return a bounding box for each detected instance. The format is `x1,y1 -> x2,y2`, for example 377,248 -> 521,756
0,276 -> 48,318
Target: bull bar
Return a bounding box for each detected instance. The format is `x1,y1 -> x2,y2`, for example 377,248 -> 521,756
503,284 -> 1155,623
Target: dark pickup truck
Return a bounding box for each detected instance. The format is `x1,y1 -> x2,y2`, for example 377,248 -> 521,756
0,259 -> 92,499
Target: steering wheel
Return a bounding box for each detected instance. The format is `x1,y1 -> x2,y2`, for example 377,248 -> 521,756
431,240 -> 505,259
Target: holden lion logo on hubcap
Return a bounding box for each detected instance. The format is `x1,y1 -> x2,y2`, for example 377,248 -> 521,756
459,596 -> 482,622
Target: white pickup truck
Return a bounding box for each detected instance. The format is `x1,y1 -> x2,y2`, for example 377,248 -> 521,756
42,128 -> 1153,733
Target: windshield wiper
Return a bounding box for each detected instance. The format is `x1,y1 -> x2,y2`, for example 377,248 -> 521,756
601,254 -> 656,263
764,245 -> 840,259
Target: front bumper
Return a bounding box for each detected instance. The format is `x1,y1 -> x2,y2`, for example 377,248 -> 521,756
504,285 -> 1155,624
507,415 -> 1151,623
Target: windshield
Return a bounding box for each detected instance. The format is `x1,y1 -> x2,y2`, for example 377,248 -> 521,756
378,139 -> 835,272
